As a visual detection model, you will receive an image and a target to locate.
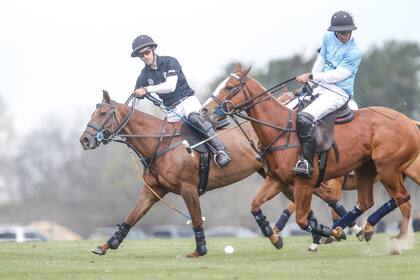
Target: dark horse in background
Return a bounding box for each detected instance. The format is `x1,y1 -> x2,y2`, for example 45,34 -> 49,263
201,64 -> 420,248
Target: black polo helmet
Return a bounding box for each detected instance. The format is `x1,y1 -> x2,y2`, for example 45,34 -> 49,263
131,35 -> 157,57
327,11 -> 357,32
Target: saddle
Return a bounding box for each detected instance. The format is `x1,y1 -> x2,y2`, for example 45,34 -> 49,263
180,117 -> 231,196
295,93 -> 355,187
313,103 -> 354,152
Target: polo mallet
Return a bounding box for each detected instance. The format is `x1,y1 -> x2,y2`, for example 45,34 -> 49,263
182,120 -> 249,156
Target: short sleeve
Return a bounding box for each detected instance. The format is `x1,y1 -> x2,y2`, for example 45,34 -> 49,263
166,57 -> 181,77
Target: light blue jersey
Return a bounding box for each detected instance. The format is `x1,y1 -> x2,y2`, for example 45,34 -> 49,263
319,32 -> 362,96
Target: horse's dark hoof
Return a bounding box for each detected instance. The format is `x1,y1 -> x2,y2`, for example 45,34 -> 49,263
355,229 -> 364,242
319,236 -> 334,244
364,230 -> 374,242
91,246 -> 106,256
269,234 -> 284,250
334,227 -> 347,241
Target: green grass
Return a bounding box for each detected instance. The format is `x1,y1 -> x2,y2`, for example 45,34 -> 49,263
1,234 -> 420,280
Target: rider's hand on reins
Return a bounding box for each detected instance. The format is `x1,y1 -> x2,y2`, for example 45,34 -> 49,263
296,73 -> 312,84
134,87 -> 148,99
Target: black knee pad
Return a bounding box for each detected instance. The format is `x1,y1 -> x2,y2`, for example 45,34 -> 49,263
188,112 -> 213,132
296,112 -> 315,139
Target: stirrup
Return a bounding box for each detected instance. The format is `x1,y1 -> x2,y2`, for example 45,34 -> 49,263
292,159 -> 313,178
214,151 -> 231,168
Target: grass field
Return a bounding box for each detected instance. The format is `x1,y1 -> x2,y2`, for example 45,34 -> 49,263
1,233 -> 420,280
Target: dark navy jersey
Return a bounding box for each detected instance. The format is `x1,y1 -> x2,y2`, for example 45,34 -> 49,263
135,55 -> 195,107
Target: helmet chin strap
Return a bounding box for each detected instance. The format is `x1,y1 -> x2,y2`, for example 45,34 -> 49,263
150,53 -> 158,69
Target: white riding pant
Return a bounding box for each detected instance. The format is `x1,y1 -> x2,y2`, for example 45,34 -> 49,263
301,83 -> 351,121
166,95 -> 202,122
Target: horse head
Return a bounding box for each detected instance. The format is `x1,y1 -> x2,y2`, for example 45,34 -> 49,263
201,63 -> 252,126
80,90 -> 119,150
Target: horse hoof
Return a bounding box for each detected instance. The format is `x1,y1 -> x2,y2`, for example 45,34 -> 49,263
334,227 -> 347,241
307,244 -> 318,252
355,231 -> 364,242
91,246 -> 106,256
269,234 -> 284,250
319,236 -> 334,244
364,230 -> 374,242
390,234 -> 407,240
186,251 -> 201,258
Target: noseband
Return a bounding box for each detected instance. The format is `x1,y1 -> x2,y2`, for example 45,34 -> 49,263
86,102 -> 118,144
212,73 -> 249,116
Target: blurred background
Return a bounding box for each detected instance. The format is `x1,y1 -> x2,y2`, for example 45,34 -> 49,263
1,0 -> 420,241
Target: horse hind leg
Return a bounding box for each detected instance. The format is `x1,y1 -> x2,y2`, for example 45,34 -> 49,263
92,184 -> 166,256
332,161 -> 376,237
394,201 -> 411,240
251,176 -> 285,249
273,202 -> 295,234
364,174 -> 410,242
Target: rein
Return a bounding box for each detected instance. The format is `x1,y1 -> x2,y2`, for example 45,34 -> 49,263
216,75 -> 299,158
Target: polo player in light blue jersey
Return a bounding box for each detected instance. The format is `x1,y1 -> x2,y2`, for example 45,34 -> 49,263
293,11 -> 363,178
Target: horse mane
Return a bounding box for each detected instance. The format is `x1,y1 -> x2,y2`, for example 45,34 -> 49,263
247,75 -> 284,107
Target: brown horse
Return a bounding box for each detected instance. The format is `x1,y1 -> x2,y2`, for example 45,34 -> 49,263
201,64 -> 420,243
80,91 -> 266,257
272,91 -> 420,242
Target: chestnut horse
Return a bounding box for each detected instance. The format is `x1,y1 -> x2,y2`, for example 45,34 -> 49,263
80,91 -> 266,257
272,92 -> 420,242
201,64 -> 420,244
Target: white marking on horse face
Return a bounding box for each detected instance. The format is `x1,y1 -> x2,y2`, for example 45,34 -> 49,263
202,76 -> 229,106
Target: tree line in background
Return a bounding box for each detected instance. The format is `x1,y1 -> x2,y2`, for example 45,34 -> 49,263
0,40 -> 419,237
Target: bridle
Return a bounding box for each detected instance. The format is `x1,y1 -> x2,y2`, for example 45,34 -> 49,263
86,99 -> 136,145
212,73 -> 296,116
210,73 -> 299,158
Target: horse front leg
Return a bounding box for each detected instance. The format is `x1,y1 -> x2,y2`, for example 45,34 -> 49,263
251,176 -> 285,249
180,184 -> 207,258
294,180 -> 345,242
92,184 -> 167,255
315,178 -> 364,241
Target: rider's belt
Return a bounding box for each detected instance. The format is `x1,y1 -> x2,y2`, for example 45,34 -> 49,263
167,95 -> 190,110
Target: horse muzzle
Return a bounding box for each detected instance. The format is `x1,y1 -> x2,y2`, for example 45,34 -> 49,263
79,132 -> 98,150
200,107 -> 219,128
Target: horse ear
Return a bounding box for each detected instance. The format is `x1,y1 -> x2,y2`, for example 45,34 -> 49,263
235,63 -> 243,73
102,90 -> 111,104
242,65 -> 252,77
